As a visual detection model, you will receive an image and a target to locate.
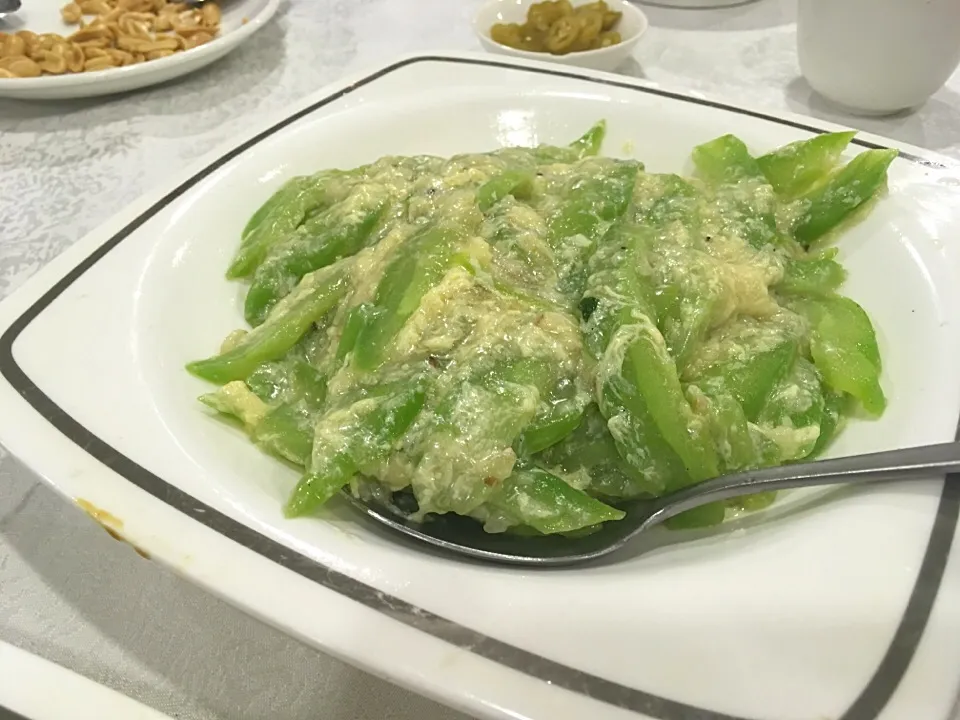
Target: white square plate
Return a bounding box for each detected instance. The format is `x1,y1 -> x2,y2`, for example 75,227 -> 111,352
1,52 -> 959,720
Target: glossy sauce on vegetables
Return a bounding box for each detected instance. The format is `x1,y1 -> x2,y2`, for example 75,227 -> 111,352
188,123 -> 892,534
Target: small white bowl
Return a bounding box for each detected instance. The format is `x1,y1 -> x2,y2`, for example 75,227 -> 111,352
474,0 -> 648,73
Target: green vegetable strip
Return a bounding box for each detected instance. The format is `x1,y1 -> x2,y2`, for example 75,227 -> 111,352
664,290 -> 717,371
487,466 -> 625,534
187,265 -> 349,384
648,245 -> 719,369
689,138 -> 781,250
663,502 -> 728,530
547,161 -> 639,290
265,360 -> 328,408
480,357 -> 555,393
520,122 -> 609,165
568,120 -> 607,159
253,404 -> 314,466
353,225 -> 474,371
245,360 -> 328,466
810,391 -> 846,458
244,198 -> 387,325
515,400 -> 584,457
639,174 -> 701,227
812,340 -> 885,416
286,378 -> 428,517
699,340 -> 797,422
757,131 -> 856,198
794,296 -> 884,415
547,162 -> 640,297
335,302 -> 375,365
599,369 -> 688,497
549,162 -> 639,249
477,169 -> 535,212
241,176 -> 309,241
286,455 -> 356,518
413,357 -> 558,515
228,171 -> 345,279
776,256 -> 848,296
412,378 -> 540,516
539,405 -> 614,469
727,491 -> 778,513
197,379 -> 316,466
756,357 -> 827,461
692,134 -> 766,186
198,381 -> 268,431
697,385 -> 762,474
245,361 -> 296,402
630,178 -> 720,369
826,297 -> 882,370
716,191 -> 780,251
621,323 -> 719,482
796,295 -> 882,369
792,148 -> 898,246
538,405 -> 650,500
581,215 -> 717,499
581,224 -> 657,358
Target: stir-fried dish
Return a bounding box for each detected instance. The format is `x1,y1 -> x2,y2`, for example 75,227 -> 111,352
187,122 -> 894,534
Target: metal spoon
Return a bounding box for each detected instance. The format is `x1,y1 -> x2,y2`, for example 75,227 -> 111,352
344,441 -> 960,566
0,0 -> 21,20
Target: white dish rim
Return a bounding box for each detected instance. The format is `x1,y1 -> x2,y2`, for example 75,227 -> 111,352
0,52 -> 957,720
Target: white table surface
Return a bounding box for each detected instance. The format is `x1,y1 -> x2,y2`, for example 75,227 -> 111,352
2,1 -> 960,719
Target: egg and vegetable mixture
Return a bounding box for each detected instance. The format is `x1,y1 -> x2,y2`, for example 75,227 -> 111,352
187,122 -> 894,534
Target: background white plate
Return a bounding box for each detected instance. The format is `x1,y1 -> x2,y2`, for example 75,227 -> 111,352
0,640 -> 175,720
0,53 -> 959,720
0,0 -> 278,99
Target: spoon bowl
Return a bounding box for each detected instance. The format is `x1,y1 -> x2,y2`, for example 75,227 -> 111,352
345,441 -> 960,566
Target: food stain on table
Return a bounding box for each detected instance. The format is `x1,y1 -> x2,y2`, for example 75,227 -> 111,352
76,498 -> 151,559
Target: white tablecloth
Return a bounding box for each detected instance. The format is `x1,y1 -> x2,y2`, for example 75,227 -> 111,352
2,1 -> 960,718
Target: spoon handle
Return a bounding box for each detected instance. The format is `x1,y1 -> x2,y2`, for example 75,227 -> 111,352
652,441 -> 960,524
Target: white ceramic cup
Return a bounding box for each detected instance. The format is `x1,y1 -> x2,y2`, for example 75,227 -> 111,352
798,0 -> 960,115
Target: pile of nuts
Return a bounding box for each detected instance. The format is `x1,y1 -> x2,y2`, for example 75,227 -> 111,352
0,0 -> 221,78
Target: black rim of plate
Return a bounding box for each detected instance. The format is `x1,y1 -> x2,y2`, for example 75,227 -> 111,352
0,56 -> 957,720
0,704 -> 30,720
